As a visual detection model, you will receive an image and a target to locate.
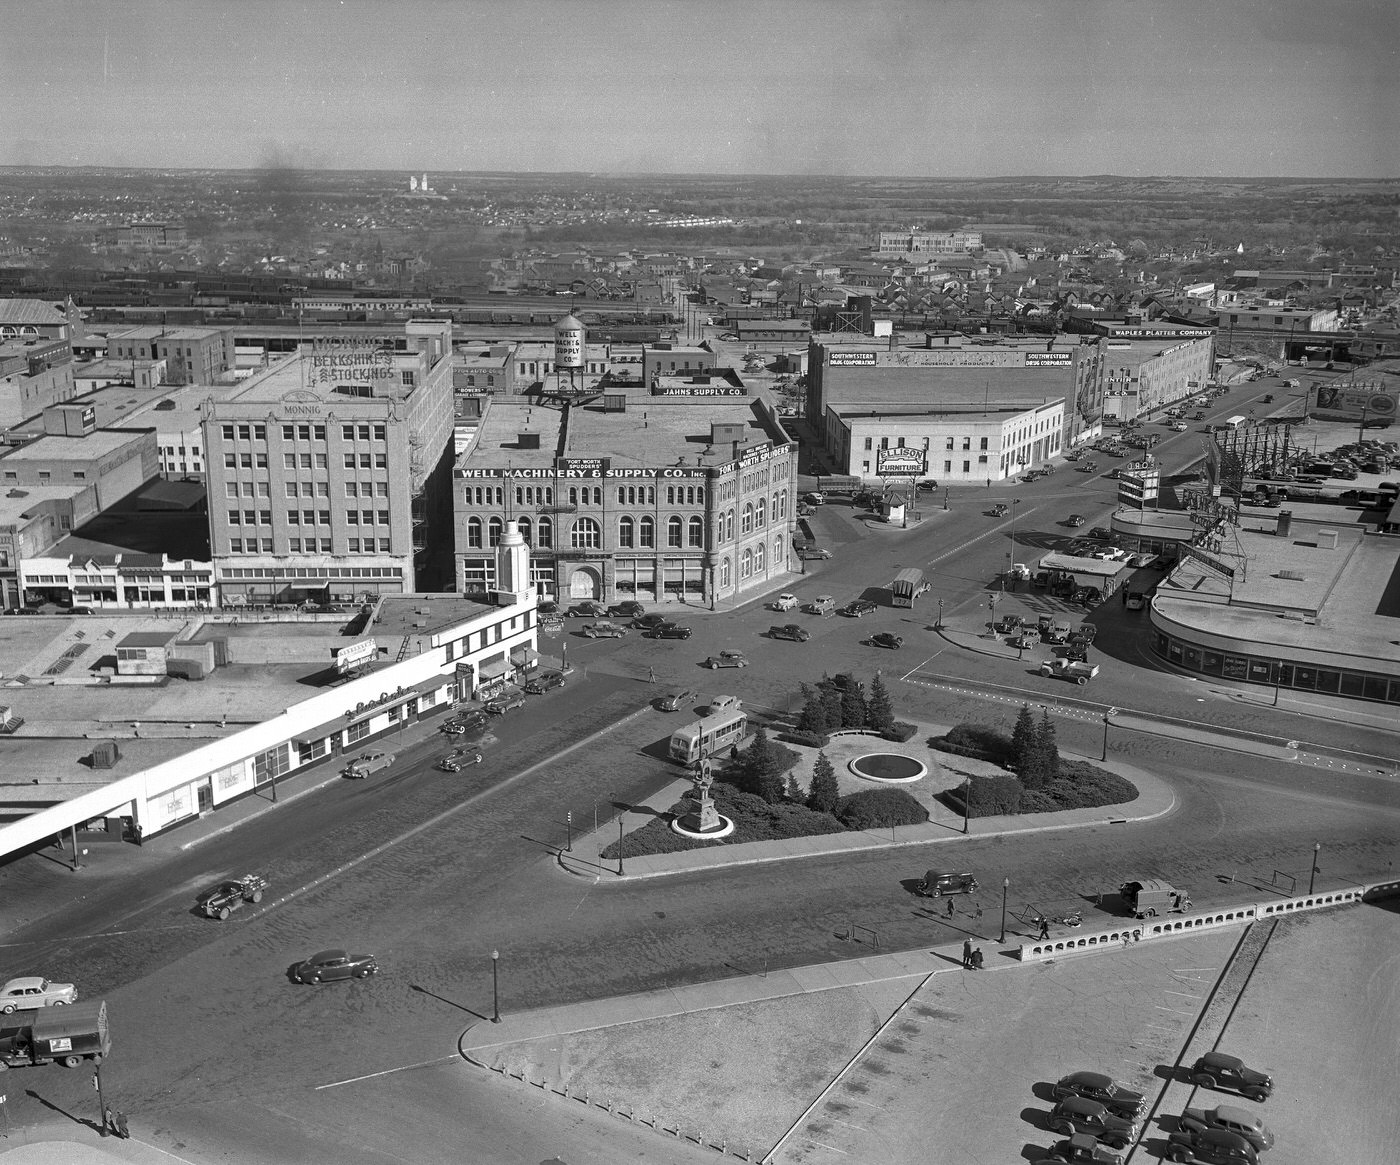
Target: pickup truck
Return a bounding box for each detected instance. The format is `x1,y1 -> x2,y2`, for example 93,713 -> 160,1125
199,874 -> 268,920
1040,658 -> 1100,685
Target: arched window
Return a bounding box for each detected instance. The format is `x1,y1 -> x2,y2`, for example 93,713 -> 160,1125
544,488 -> 553,505
755,542 -> 765,573
569,487 -> 578,506
741,503 -> 754,535
593,487 -> 602,506
697,486 -> 705,505
617,487 -> 626,504
639,515 -> 655,548
688,516 -> 704,547
774,534 -> 783,564
618,515 -> 635,548
517,516 -> 532,544
740,548 -> 753,579
756,497 -> 766,527
725,510 -> 735,541
537,516 -> 553,548
719,557 -> 731,588
467,516 -> 483,549
487,516 -> 504,547
571,517 -> 601,549
515,487 -> 523,504
667,515 -> 683,547
667,486 -> 675,505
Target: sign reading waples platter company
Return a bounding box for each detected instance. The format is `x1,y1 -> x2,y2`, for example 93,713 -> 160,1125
876,448 -> 926,476
332,638 -> 378,675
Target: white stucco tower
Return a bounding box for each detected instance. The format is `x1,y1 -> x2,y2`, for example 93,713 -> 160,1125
493,519 -> 534,607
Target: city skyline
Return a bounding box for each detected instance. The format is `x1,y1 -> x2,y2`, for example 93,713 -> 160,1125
2,0 -> 1397,178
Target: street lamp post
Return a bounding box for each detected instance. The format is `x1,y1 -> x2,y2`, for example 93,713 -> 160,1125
565,811 -> 572,853
618,816 -> 625,876
1308,842 -> 1320,895
490,950 -> 500,1023
1101,707 -> 1117,761
942,486 -> 949,511
999,877 -> 1009,943
962,775 -> 970,834
937,597 -> 944,631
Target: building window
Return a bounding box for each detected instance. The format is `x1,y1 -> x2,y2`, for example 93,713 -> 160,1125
979,437 -> 988,451
755,542 -> 765,573
740,548 -> 753,579
864,437 -> 873,450
719,557 -> 731,588
517,516 -> 532,543
962,460 -> 970,473
945,438 -> 954,450
755,497 -> 766,527
667,516 -> 683,547
488,516 -> 504,547
639,515 -> 655,548
537,516 -> 553,548
571,517 -> 601,549
688,516 -> 704,547
618,516 -> 634,548
741,502 -> 754,535
467,517 -> 483,549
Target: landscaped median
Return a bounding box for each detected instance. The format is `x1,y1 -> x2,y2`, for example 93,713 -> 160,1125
599,682 -> 1143,862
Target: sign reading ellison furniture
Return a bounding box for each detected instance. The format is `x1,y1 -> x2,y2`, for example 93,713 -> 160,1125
877,448 -> 926,476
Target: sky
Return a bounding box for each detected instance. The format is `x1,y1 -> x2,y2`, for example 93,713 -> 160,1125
2,0 -> 1398,177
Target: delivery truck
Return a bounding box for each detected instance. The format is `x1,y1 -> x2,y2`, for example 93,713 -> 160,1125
891,567 -> 929,608
0,999 -> 109,1069
1120,879 -> 1191,919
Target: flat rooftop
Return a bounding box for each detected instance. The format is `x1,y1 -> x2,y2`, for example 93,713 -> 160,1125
1154,519 -> 1400,671
1,428 -> 148,461
0,484 -> 88,525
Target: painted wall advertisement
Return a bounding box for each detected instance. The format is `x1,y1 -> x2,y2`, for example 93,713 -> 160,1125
1312,383 -> 1397,421
876,448 -> 927,476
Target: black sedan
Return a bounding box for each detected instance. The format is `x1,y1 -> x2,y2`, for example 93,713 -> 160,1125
870,632 -> 904,649
647,623 -> 692,639
840,599 -> 878,617
292,949 -> 378,984
607,601 -> 646,619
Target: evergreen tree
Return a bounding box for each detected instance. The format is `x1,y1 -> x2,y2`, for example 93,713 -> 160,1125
741,725 -> 785,804
785,772 -> 803,801
841,685 -> 867,728
1036,709 -> 1061,783
866,674 -> 895,732
797,684 -> 830,735
821,685 -> 844,731
1011,704 -> 1038,775
807,751 -> 840,814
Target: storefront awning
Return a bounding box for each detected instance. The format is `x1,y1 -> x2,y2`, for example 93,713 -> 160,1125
477,658 -> 511,680
510,646 -> 540,665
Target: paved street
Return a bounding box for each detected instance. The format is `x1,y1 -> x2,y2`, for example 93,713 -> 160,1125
1,374 -> 1396,1163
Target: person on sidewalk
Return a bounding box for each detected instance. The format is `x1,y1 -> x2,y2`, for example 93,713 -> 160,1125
971,947 -> 984,970
962,938 -> 973,969
945,898 -> 955,919
1038,916 -> 1050,941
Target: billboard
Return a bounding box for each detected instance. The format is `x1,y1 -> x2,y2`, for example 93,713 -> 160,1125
1312,383 -> 1398,421
876,448 -> 926,476
332,638 -> 379,675
828,351 -> 878,366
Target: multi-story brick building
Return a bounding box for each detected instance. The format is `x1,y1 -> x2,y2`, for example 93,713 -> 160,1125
1092,322 -> 1216,422
106,325 -> 235,387
202,320 -> 455,604
453,374 -> 796,607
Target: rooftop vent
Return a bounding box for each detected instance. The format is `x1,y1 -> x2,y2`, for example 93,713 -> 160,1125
1275,569 -> 1305,581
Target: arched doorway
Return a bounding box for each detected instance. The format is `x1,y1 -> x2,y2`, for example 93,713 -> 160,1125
567,567 -> 601,599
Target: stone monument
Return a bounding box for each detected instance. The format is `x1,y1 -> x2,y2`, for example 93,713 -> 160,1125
685,759 -> 721,832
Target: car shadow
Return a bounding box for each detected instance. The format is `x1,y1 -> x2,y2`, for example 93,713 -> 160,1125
1019,1105 -> 1052,1132
1029,1082 -> 1059,1103
1019,1145 -> 1055,1164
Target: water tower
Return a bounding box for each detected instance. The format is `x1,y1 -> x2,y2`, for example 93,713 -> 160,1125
554,313 -> 586,392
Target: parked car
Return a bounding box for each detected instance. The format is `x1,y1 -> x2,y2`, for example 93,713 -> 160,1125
606,601 -> 646,619
1034,1133 -> 1124,1164
291,948 -> 379,984
916,479 -> 939,491
1177,1106 -> 1274,1152
657,689 -> 696,712
819,672 -> 864,694
197,874 -> 268,921
770,592 -> 799,611
484,693 -> 525,714
1008,632 -> 1039,649
870,632 -> 904,649
436,748 -> 483,771
566,600 -> 608,618
441,710 -> 489,735
1089,526 -> 1113,541
704,650 -> 749,669
581,620 -> 627,638
799,546 -> 833,560
1051,1072 -> 1146,1119
1066,513 -> 1086,527
1189,1052 -> 1273,1102
1047,1097 -> 1140,1150
523,671 -> 566,694
342,750 -> 395,779
1,977 -> 77,1013
1164,1127 -> 1259,1165
840,599 -> 878,617
632,613 -> 671,632
804,492 -> 825,505
769,624 -> 810,642
916,870 -> 978,897
647,623 -> 692,640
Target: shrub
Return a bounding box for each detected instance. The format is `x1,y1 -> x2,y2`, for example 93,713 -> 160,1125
882,721 -> 916,743
836,787 -> 928,830
965,774 -> 1023,817
779,730 -> 829,748
937,723 -> 1014,765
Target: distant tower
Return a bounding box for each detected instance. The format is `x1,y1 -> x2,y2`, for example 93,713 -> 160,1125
493,519 -> 534,607
421,172 -> 429,193
409,174 -> 418,192
553,313 -> 586,392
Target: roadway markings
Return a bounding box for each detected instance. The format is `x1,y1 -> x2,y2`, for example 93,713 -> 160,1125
315,1053 -> 462,1090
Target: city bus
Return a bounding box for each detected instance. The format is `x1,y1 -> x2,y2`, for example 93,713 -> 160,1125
668,708 -> 748,765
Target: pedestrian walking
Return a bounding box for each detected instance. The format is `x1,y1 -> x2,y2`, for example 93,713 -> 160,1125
113,1110 -> 129,1140
103,1106 -> 116,1138
945,898 -> 955,919
1038,916 -> 1050,941
962,938 -> 973,969
647,666 -> 656,683
974,903 -> 983,921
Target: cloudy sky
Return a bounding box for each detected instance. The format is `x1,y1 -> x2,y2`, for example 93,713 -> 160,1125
2,0 -> 1397,176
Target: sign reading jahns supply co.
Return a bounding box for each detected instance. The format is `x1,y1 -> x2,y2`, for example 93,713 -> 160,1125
876,448 -> 926,476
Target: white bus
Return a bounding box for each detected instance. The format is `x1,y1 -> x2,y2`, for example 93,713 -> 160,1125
668,708 -> 748,765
